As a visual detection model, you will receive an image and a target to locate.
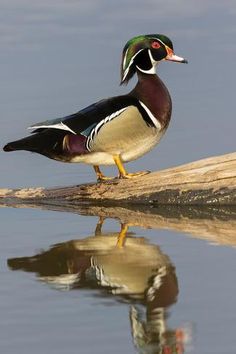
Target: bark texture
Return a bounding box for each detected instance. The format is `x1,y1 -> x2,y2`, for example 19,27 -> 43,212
0,152 -> 236,206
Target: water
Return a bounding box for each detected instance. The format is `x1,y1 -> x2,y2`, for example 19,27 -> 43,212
1,1 -> 236,353
1,205 -> 236,353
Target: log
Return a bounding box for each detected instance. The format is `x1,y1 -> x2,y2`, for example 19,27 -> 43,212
0,152 -> 236,206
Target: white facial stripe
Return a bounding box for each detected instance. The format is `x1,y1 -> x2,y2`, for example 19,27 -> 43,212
148,49 -> 156,65
86,107 -> 127,151
135,64 -> 156,75
122,49 -> 143,81
28,122 -> 77,135
123,47 -> 129,70
139,101 -> 161,130
135,49 -> 159,75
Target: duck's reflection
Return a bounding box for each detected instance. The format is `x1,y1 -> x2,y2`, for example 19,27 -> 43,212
8,220 -> 189,354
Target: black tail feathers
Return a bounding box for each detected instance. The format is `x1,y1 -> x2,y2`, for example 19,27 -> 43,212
3,135 -> 43,153
3,130 -> 66,155
3,141 -> 21,152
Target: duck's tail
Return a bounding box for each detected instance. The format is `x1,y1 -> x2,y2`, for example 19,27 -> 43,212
3,139 -> 25,152
3,135 -> 41,153
3,129 -> 67,156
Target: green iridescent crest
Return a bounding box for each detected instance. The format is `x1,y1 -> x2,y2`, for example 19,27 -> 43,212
120,34 -> 173,84
121,35 -> 149,84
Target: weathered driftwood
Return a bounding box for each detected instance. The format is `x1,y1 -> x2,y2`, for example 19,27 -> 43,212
0,152 -> 236,206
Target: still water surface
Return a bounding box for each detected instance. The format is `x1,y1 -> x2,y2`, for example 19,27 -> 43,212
1,205 -> 236,354
1,1 -> 236,353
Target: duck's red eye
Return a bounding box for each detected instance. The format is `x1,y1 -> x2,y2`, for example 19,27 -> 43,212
151,41 -> 161,49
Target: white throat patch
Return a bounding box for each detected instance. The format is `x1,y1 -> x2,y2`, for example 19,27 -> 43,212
136,49 -> 158,75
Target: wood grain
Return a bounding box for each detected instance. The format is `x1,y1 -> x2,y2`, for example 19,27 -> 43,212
1,152 -> 235,205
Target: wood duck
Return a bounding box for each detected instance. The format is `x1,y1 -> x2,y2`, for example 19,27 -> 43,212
3,34 -> 187,181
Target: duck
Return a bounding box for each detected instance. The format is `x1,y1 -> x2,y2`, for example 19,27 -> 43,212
3,34 -> 187,181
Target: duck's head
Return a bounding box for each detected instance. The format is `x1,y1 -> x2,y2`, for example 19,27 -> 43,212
121,34 -> 187,84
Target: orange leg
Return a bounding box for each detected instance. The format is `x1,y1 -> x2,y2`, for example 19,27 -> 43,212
116,223 -> 129,248
94,217 -> 130,248
113,155 -> 150,179
94,216 -> 105,236
93,165 -> 114,181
